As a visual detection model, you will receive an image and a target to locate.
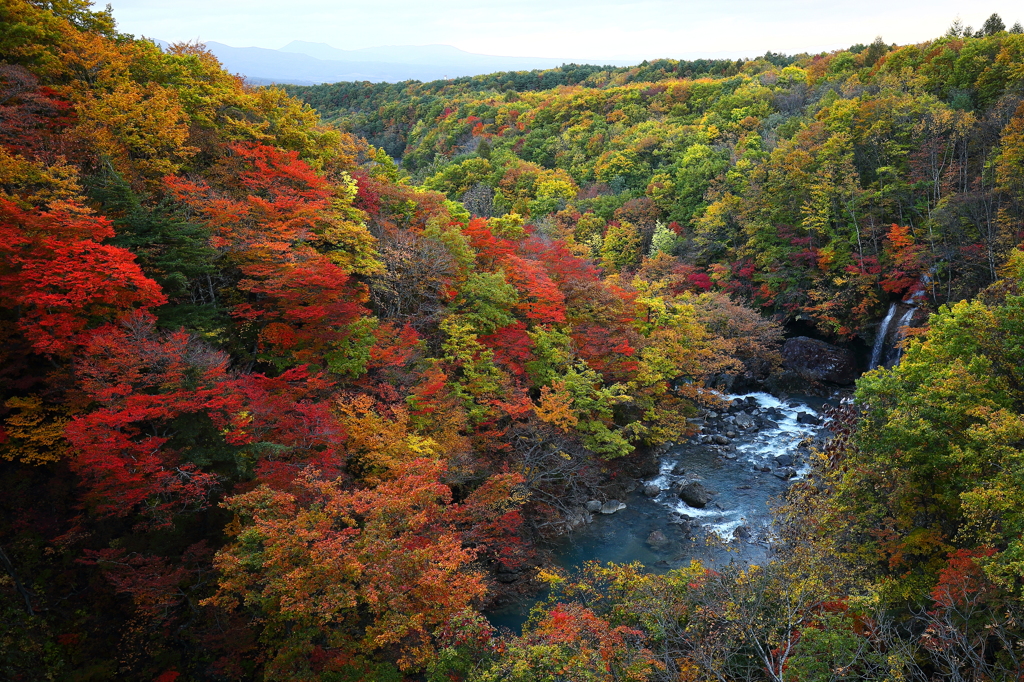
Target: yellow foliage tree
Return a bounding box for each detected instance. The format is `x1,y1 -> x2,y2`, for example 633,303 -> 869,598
335,394 -> 441,485
1,396 -> 69,464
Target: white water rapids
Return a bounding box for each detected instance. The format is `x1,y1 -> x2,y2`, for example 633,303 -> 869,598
647,392 -> 824,542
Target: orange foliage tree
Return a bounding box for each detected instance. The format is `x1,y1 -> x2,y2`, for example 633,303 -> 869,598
204,459 -> 489,678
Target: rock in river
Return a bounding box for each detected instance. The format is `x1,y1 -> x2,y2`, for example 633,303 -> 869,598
585,500 -> 602,512
643,483 -> 661,497
600,500 -> 626,514
646,530 -> 670,549
678,481 -> 713,508
567,509 -> 593,528
734,412 -> 755,429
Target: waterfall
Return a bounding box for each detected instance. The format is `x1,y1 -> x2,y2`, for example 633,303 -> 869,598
893,307 -> 916,364
870,303 -> 898,369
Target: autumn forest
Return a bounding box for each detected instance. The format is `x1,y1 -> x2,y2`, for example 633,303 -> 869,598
3,1 -> 1024,680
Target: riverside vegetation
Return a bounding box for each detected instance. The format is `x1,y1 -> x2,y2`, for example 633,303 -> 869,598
2,1 -> 1024,680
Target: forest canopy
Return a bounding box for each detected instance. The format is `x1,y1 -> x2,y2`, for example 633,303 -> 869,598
2,2 -> 1024,680
288,19 -> 1024,337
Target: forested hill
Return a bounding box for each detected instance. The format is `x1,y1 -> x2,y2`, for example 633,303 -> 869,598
0,1 -> 783,678
289,26 -> 1024,339
279,55 -> 785,124
279,53 -> 795,155
4,1 -> 1024,680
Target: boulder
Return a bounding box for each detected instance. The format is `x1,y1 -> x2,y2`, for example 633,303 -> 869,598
585,500 -> 602,512
646,530 -> 670,549
668,513 -> 693,528
643,483 -> 661,497
712,373 -> 739,392
712,434 -> 730,445
733,525 -> 752,541
780,336 -> 859,385
495,564 -> 522,583
671,461 -> 687,476
774,454 -> 794,468
678,481 -> 713,508
796,412 -> 820,425
567,510 -> 593,528
734,412 -> 755,429
773,467 -> 797,480
600,500 -> 626,514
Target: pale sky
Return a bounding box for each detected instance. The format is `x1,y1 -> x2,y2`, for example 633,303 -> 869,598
108,0 -> 1023,62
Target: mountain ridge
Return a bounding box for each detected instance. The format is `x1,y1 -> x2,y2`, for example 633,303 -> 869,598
162,39 -> 630,85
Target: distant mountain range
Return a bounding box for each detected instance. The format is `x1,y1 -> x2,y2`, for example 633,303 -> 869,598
160,40 -> 631,85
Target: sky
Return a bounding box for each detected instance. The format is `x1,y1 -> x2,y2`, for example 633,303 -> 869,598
108,0 -> 1024,62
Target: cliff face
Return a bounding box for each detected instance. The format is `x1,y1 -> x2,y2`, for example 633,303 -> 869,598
778,336 -> 860,386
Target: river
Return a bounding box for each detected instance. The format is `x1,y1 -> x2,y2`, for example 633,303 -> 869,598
488,391 -> 837,631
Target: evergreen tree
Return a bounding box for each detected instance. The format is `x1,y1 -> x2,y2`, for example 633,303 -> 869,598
983,12 -> 1006,35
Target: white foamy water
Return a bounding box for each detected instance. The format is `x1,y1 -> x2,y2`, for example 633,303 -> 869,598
870,303 -> 899,369
647,392 -> 823,542
730,392 -> 820,474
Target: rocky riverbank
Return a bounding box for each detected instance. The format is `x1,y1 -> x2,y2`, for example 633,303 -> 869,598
486,391 -> 839,630
561,391 -> 837,557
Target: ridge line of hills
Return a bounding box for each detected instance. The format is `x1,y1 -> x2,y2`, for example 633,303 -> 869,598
163,38 -> 635,85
